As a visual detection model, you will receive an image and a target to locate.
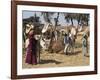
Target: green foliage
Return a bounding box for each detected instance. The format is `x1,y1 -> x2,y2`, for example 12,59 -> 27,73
64,13 -> 89,26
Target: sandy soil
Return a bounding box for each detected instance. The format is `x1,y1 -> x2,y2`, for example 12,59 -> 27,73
22,49 -> 89,68
22,31 -> 90,68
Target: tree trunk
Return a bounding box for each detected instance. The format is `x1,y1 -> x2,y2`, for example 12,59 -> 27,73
54,13 -> 60,29
71,18 -> 73,26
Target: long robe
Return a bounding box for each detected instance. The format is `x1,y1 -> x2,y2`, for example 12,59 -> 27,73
25,33 -> 37,64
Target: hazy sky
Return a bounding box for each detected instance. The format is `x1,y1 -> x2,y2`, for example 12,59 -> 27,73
22,11 -> 82,26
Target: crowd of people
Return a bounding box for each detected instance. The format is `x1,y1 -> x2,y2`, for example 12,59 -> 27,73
24,22 -> 89,65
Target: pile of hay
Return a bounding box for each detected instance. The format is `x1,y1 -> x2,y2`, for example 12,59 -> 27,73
51,40 -> 64,53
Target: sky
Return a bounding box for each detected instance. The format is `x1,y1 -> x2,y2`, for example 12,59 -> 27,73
22,11 -> 85,26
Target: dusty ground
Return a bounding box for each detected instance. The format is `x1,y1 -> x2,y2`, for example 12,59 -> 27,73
22,49 -> 89,68
22,31 -> 90,68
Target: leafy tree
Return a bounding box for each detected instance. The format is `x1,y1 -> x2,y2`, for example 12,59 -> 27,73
41,12 -> 54,23
64,13 -> 76,26
54,12 -> 60,26
64,13 -> 89,26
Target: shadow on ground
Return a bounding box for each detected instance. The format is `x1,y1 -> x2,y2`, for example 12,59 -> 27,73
39,59 -> 61,64
66,50 -> 82,56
